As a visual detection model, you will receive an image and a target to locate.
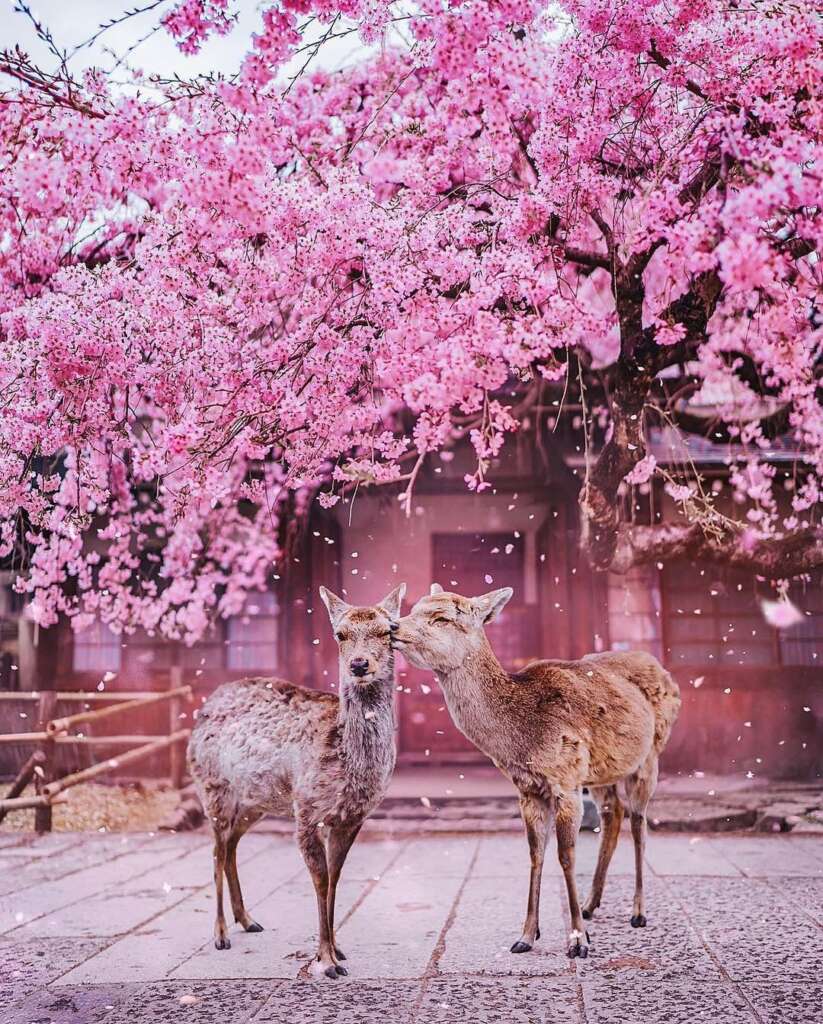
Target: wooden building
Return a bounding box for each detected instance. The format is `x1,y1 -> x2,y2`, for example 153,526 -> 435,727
1,428 -> 821,779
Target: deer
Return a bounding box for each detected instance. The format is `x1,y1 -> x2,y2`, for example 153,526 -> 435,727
393,584 -> 680,960
187,583 -> 404,979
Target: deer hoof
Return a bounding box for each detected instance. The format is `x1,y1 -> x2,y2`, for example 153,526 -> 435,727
630,914 -> 647,928
567,931 -> 589,958
245,921 -> 264,933
582,908 -> 593,920
334,947 -> 347,960
214,935 -> 231,951
510,940 -> 532,954
323,964 -> 339,979
334,964 -> 348,976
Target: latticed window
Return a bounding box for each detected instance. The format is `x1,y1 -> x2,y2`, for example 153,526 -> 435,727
72,620 -> 122,673
661,564 -> 822,668
779,577 -> 823,667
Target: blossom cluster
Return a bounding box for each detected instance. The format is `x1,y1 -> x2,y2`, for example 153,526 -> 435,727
0,0 -> 820,638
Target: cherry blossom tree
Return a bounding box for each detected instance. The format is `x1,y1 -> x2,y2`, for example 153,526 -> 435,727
0,0 -> 820,641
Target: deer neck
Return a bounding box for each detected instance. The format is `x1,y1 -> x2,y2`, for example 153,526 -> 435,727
337,672 -> 396,782
436,635 -> 511,754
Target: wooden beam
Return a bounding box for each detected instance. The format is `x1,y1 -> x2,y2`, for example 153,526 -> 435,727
55,735 -> 170,746
41,730 -> 191,799
46,686 -> 192,736
0,733 -> 172,745
0,794 -> 68,812
0,691 -> 189,702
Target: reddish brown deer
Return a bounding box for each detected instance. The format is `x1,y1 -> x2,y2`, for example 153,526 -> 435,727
188,584 -> 404,978
393,584 -> 680,959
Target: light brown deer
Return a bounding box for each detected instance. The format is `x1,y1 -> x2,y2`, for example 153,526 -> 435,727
188,584 -> 404,978
393,584 -> 680,959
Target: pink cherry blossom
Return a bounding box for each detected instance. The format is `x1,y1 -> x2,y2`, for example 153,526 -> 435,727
0,0 -> 820,638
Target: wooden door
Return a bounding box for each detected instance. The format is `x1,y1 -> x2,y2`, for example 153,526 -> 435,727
397,531 -> 528,760
536,502 -> 607,660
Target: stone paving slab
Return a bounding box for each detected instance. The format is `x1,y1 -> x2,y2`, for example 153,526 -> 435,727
88,980 -> 275,1024
641,834 -> 745,876
0,935 -> 108,1007
741,981 -> 823,1024
580,978 -> 756,1024
61,837 -> 290,984
418,976 -> 581,1023
0,837 -> 208,933
2,830 -> 822,1023
662,876 -> 823,984
437,864 -> 570,977
332,837 -> 474,979
706,835 -> 823,877
255,980 -> 421,1024
5,981 -> 134,1024
171,876 -> 365,980
574,875 -> 721,983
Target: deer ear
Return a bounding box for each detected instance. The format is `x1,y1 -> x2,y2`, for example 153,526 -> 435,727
377,583 -> 406,620
430,583 -> 444,595
318,586 -> 350,627
472,587 -> 513,625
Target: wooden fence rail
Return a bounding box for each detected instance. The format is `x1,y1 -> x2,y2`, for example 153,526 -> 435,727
0,675 -> 193,831
46,686 -> 192,736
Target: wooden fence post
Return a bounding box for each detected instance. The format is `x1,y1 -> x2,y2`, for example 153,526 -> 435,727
0,750 -> 46,825
34,691 -> 57,833
168,666 -> 185,789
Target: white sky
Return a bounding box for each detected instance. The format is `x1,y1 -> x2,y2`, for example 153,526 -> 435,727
1,0 -> 376,85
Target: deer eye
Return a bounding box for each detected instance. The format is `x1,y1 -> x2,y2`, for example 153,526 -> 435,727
336,631 -> 348,642
432,616 -> 450,625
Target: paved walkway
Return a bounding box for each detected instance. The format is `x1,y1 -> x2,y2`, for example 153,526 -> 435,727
1,829 -> 822,1023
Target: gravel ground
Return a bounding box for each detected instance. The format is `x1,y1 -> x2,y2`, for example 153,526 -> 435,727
0,782 -> 180,833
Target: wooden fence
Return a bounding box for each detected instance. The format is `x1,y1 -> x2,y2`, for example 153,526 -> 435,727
0,668 -> 192,831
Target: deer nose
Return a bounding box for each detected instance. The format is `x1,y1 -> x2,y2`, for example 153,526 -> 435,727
350,658 -> 370,677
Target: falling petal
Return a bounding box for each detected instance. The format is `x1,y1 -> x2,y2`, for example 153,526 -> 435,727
760,597 -> 803,629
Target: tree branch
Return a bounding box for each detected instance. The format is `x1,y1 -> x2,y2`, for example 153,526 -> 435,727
562,246 -> 611,271
610,522 -> 823,579
0,51 -> 105,118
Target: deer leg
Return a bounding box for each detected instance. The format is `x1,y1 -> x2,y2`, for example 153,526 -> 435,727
226,811 -> 264,933
556,790 -> 588,959
582,784 -> 624,920
511,790 -> 551,953
326,823 -> 362,967
629,811 -> 647,928
212,831 -> 231,950
297,820 -> 342,979
625,757 -> 657,928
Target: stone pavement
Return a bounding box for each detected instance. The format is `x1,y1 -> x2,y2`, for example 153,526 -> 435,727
1,829 -> 822,1023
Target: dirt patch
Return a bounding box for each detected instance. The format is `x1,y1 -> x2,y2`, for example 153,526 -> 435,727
599,955 -> 658,971
0,781 -> 180,833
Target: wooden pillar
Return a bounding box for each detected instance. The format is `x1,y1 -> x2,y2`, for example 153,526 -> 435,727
168,665 -> 185,789
0,750 -> 46,825
34,690 -> 57,833
18,619 -> 62,693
